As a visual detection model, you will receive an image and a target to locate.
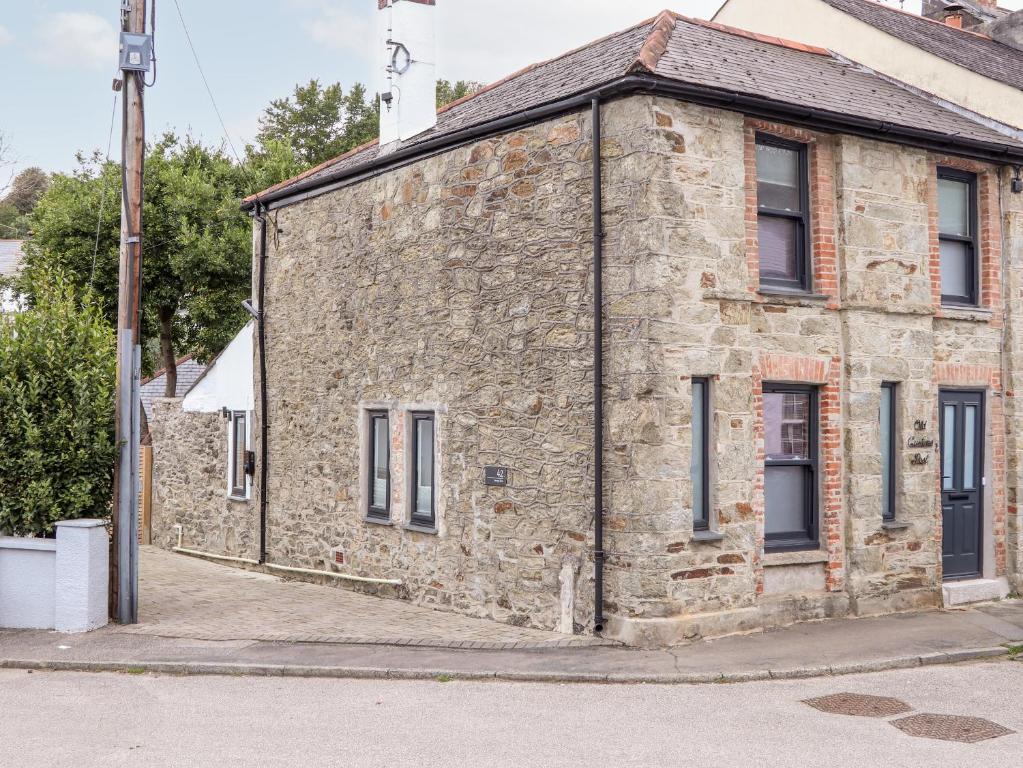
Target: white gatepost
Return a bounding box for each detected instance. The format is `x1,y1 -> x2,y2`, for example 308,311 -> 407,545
54,519 -> 109,633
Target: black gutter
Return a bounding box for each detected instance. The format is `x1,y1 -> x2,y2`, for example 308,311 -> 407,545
242,73 -> 1023,212
254,204 -> 270,565
591,97 -> 605,635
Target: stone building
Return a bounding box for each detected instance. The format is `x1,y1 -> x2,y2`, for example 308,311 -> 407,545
157,7 -> 1023,646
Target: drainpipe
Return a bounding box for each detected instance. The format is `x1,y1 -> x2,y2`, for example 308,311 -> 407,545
591,97 -> 605,634
254,204 -> 270,565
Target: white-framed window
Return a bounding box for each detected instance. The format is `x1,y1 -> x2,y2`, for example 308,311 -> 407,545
227,410 -> 251,500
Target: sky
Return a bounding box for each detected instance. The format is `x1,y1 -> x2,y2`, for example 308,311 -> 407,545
1,0 -> 1021,180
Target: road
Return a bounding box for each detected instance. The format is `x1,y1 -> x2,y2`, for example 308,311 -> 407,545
1,661 -> 1020,767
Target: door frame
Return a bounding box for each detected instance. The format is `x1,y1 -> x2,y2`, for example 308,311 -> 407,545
938,388 -> 985,581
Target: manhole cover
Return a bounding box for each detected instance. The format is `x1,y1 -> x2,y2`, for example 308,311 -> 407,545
803,693 -> 912,718
892,713 -> 1015,743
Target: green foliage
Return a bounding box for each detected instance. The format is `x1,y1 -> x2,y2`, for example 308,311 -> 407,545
436,79 -> 485,108
255,79 -> 380,168
0,274 -> 116,536
20,136 -> 255,377
0,167 -> 49,239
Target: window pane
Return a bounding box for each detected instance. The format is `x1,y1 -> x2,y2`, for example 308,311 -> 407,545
371,416 -> 388,510
765,466 -> 806,535
758,215 -> 798,282
691,380 -> 706,525
938,177 -> 970,237
764,392 -> 810,460
232,413 -> 246,495
942,404 -> 956,490
880,387 -> 893,519
939,239 -> 971,299
757,142 -> 800,211
415,418 -> 434,519
963,405 -> 977,491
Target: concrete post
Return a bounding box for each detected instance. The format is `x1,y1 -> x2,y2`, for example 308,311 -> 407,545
55,520 -> 110,633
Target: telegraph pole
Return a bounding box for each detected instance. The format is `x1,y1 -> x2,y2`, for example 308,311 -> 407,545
111,0 -> 150,624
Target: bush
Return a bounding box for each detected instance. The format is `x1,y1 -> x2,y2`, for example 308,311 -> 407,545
0,274 -> 116,536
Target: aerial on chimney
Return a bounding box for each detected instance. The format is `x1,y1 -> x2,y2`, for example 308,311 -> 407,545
378,0 -> 438,148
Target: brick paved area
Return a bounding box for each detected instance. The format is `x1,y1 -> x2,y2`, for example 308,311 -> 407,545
115,548 -> 609,649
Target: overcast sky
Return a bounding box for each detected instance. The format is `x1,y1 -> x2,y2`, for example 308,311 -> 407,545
1,0 -> 1021,180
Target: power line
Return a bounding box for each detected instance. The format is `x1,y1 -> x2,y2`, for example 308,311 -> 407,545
171,0 -> 244,167
91,90 -> 120,285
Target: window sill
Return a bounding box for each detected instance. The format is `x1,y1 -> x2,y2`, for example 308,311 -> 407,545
364,515 -> 394,527
763,549 -> 827,567
692,529 -> 725,544
881,520 -> 911,531
757,289 -> 832,308
938,305 -> 993,323
404,522 -> 438,536
227,494 -> 250,503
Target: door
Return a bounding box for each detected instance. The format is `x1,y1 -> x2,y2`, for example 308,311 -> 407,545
939,390 -> 984,580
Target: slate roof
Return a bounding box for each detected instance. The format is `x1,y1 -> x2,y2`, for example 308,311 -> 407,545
0,240 -> 24,277
248,10 -> 1023,205
140,355 -> 207,422
820,0 -> 1023,90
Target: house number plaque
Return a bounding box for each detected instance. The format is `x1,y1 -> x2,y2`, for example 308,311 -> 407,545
484,466 -> 509,487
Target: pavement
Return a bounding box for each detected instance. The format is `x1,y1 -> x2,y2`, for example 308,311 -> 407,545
1,547 -> 1022,683
2,662 -> 1021,767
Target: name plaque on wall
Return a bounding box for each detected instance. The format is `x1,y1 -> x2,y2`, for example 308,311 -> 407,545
484,466 -> 509,487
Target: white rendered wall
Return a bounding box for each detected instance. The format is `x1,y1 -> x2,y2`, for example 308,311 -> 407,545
183,322 -> 254,413
0,520 -> 109,632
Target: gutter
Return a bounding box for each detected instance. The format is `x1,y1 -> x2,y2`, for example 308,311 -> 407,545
591,97 -> 605,635
242,74 -> 1023,212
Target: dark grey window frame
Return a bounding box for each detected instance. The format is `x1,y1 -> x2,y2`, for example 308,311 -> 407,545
937,167 -> 979,307
229,411 -> 247,499
367,410 -> 390,521
692,377 -> 711,531
763,383 -> 819,552
756,133 -> 812,293
881,382 -> 898,522
410,411 -> 436,529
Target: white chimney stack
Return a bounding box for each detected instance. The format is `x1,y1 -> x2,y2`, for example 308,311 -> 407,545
378,0 -> 438,147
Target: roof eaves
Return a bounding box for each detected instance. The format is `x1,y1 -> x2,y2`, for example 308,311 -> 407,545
244,139 -> 380,205
628,10 -> 679,73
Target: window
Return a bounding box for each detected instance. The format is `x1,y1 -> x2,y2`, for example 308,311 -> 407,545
367,411 -> 390,520
763,384 -> 818,550
410,412 -> 435,528
756,135 -> 810,291
691,378 -> 710,531
880,383 -> 897,521
937,168 -> 978,306
228,411 -> 249,499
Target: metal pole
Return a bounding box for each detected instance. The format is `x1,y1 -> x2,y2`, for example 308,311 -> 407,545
591,97 -> 604,634
112,0 -> 146,624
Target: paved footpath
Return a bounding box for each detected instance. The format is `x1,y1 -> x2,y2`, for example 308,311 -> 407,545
1,547 -> 1022,683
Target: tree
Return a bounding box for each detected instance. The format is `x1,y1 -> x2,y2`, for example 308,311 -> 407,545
0,274 -> 116,536
20,135 -> 254,397
436,79 -> 485,108
4,167 -> 49,214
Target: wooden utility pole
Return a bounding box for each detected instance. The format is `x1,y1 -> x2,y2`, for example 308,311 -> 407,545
111,0 -> 147,624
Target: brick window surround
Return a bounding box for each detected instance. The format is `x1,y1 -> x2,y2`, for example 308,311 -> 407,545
933,363 -> 1006,577
744,119 -> 838,308
752,353 -> 844,593
926,156 -> 1002,323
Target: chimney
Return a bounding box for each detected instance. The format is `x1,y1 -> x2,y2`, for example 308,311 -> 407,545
943,5 -> 965,27
378,0 -> 437,147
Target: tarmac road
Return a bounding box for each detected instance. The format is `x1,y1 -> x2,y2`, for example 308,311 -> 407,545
1,661 -> 1020,767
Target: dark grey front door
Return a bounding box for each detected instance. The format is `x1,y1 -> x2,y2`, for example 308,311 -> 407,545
939,390 -> 984,580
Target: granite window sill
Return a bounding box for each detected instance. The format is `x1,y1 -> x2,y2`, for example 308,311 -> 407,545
938,306 -> 994,323
364,515 -> 394,527
404,522 -> 439,536
881,520 -> 911,531
763,549 -> 828,567
692,529 -> 725,544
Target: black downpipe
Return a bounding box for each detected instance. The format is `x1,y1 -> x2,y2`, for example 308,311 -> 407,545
255,205 -> 270,565
591,97 -> 605,634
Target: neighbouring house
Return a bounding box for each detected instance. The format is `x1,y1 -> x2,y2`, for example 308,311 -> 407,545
155,3 -> 1023,646
0,240 -> 24,313
921,0 -> 1010,30
140,354 -> 207,429
150,324 -> 255,556
713,0 -> 1023,132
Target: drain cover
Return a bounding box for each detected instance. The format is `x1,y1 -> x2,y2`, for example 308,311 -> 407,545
803,693 -> 913,718
892,713 -> 1015,743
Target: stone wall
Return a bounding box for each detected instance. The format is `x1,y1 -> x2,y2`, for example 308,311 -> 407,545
150,398 -> 256,558
251,92 -> 1022,642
